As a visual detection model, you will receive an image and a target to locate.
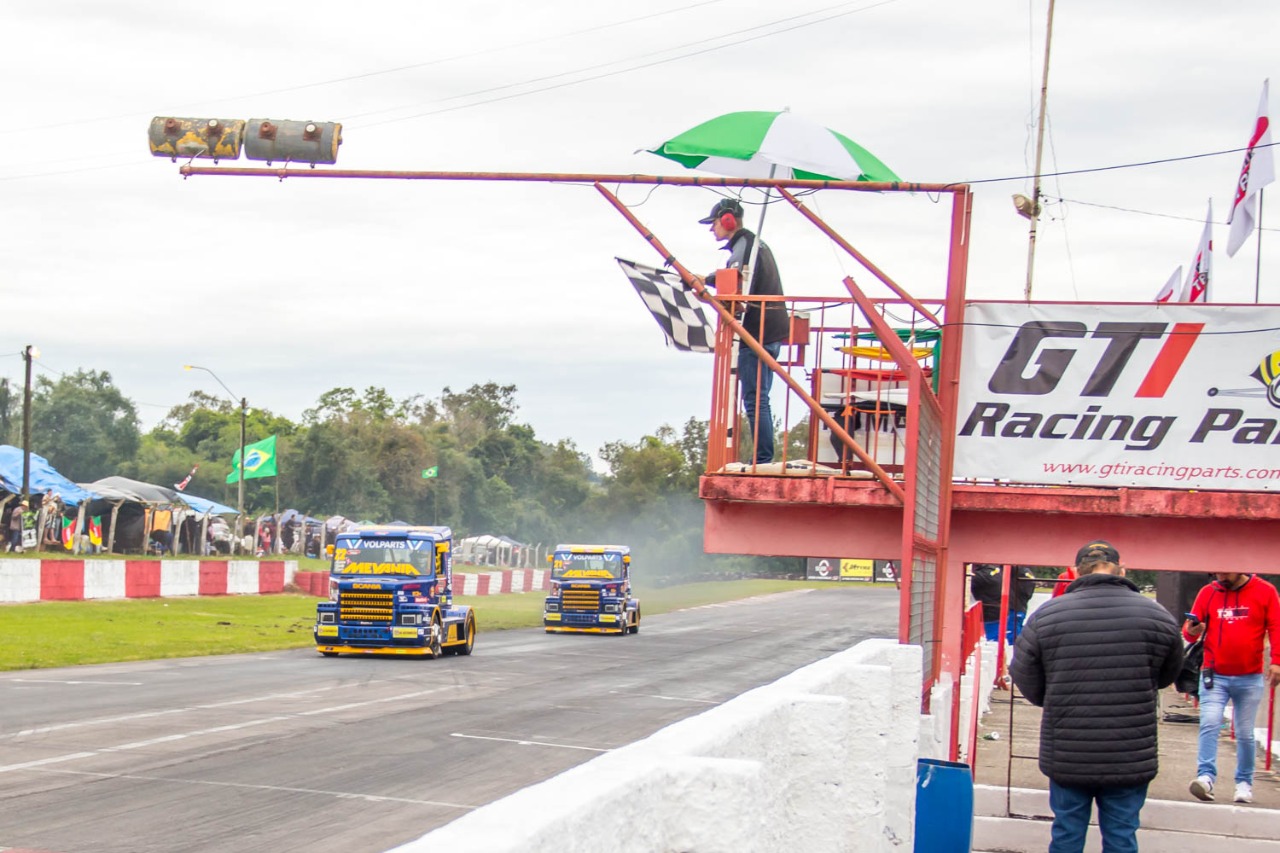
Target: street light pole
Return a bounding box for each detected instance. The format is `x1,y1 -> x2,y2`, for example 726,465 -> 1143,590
238,396 -> 247,539
21,345 -> 39,502
183,365 -> 247,552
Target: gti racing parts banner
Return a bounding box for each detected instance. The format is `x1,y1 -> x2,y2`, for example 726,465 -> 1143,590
954,302 -> 1280,491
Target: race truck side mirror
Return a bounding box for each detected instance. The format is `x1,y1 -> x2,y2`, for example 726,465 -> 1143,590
547,554 -> 553,563
325,544 -> 334,557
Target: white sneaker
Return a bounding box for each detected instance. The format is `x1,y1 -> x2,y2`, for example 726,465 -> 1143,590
1234,782 -> 1253,803
1190,775 -> 1215,801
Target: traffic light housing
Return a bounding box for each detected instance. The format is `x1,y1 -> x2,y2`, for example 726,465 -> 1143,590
148,117 -> 245,162
244,119 -> 342,166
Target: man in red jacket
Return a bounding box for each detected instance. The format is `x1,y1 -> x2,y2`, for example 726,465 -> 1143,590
1184,572 -> 1280,804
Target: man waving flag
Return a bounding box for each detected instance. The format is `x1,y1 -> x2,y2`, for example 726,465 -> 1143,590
1227,79 -> 1274,258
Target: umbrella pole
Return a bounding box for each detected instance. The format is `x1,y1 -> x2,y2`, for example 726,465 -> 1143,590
742,164 -> 777,291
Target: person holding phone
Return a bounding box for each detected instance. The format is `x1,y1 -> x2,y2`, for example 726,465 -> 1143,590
1184,572 -> 1280,804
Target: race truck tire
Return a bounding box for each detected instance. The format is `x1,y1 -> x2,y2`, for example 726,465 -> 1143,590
630,607 -> 640,634
320,651 -> 339,657
458,612 -> 476,655
445,612 -> 476,656
428,615 -> 444,659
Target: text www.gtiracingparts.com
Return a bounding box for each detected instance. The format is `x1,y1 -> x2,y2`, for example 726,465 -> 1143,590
1042,461 -> 1280,482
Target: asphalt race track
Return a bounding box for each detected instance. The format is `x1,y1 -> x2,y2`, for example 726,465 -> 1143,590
0,586 -> 898,853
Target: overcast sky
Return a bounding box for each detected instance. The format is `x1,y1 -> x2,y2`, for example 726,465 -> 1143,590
2,0 -> 1276,467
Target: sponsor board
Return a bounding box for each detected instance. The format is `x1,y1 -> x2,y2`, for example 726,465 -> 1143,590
806,558 -> 897,582
956,303 -> 1280,491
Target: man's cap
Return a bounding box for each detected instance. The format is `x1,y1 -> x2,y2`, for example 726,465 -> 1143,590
1075,539 -> 1120,566
699,198 -> 745,224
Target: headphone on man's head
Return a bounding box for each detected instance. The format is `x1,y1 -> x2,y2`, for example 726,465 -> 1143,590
719,211 -> 738,231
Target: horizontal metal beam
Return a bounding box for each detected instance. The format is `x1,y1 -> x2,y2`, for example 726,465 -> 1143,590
177,164 -> 961,194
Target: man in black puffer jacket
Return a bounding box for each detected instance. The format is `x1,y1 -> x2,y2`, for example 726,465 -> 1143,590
1011,540 -> 1183,853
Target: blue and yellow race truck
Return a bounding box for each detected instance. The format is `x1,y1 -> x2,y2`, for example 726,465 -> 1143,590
314,525 -> 476,658
543,544 -> 640,635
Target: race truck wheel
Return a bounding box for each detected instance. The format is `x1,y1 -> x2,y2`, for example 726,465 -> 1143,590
457,612 -> 476,655
428,615 -> 443,659
320,651 -> 339,657
444,612 -> 476,656
629,607 -> 640,634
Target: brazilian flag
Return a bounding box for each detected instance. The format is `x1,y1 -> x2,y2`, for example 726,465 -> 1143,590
227,435 -> 278,483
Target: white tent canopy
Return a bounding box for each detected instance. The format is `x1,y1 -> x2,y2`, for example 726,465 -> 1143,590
455,534 -> 528,567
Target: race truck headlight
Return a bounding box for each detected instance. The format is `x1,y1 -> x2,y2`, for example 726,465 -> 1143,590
318,612 -> 336,624
604,603 -> 621,613
399,613 -> 422,626
545,600 -> 560,612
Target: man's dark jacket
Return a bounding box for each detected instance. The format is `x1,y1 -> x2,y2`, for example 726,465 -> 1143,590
718,229 -> 788,345
1010,573 -> 1183,787
970,564 -> 1036,622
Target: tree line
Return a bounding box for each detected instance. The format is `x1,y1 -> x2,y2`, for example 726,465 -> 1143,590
1,370 -> 797,581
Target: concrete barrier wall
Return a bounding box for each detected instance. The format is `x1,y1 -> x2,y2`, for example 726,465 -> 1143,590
392,639 -> 926,853
0,559 -> 297,602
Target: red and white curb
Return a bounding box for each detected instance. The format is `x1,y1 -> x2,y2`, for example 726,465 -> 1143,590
0,559 -> 295,603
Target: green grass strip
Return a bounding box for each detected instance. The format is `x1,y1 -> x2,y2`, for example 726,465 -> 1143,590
0,579 -> 870,671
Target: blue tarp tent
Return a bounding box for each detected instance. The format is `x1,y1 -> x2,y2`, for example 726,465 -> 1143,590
180,492 -> 237,516
0,445 -> 97,507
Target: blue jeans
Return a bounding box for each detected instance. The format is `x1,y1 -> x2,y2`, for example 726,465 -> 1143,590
1197,672 -> 1265,784
738,341 -> 782,464
983,611 -> 1026,643
1048,780 -> 1147,853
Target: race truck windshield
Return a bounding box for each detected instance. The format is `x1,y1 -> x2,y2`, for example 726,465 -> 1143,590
552,554 -> 625,581
332,543 -> 436,578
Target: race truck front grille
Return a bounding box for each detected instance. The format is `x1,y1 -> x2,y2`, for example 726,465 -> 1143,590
339,591 -> 394,623
561,588 -> 600,611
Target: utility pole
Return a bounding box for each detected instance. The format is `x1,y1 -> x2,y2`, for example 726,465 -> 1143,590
1024,0 -> 1056,301
184,365 -> 247,553
21,345 -> 38,501
239,396 -> 248,537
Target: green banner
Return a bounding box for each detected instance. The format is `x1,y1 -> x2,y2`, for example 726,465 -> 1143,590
422,466 -> 439,479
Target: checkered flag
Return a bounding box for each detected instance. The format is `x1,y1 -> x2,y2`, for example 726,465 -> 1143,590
617,258 -> 715,353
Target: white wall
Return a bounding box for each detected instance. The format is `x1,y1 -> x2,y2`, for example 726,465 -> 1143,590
392,639 -> 926,853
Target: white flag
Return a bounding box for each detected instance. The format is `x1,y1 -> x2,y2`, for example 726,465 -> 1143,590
1153,266 -> 1182,303
1226,79 -> 1275,257
1181,200 -> 1212,303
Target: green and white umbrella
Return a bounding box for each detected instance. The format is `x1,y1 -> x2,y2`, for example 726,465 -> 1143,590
646,109 -> 900,183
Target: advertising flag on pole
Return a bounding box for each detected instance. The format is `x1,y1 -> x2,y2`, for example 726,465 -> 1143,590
422,466 -> 439,479
174,464 -> 199,492
227,435 -> 278,483
1227,79 -> 1275,258
1181,200 -> 1212,303
1153,266 -> 1183,303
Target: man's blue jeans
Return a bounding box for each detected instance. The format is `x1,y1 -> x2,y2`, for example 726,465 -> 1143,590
738,342 -> 782,464
1197,672 -> 1265,784
983,611 -> 1027,643
1048,780 -> 1147,853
